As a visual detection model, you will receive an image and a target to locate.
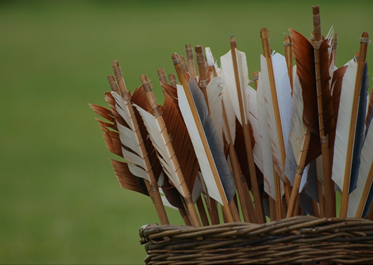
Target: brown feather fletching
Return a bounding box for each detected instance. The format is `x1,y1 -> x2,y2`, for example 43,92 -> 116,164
110,159 -> 149,196
162,96 -> 200,192
234,118 -> 255,188
89,103 -> 115,123
160,81 -> 178,107
290,29 -> 335,136
131,87 -> 163,181
159,176 -> 185,210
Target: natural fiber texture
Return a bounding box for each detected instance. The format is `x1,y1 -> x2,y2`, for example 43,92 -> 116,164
140,216 -> 373,264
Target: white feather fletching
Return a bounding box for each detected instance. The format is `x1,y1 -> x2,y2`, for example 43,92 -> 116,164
288,66 -> 307,164
347,121 -> 373,217
205,47 -> 221,77
177,84 -> 224,204
220,49 -> 249,125
111,92 -> 149,181
259,53 -> 292,180
332,59 -> 358,190
285,66 -> 308,187
133,104 -> 185,197
245,85 -> 264,173
222,80 -> 237,144
257,73 -> 276,200
207,77 -> 224,147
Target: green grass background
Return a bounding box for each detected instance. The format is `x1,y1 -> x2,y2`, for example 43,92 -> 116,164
1,0 -> 372,264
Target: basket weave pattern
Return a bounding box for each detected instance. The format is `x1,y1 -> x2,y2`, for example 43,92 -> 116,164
140,216 -> 373,264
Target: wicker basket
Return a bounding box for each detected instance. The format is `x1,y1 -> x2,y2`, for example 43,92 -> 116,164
139,216 -> 373,264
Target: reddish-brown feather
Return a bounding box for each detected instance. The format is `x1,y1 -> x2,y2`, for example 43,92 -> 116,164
162,96 -> 200,193
290,29 -> 335,136
89,103 -> 115,123
160,80 -> 179,107
131,87 -> 163,181
234,118 -> 255,188
110,159 -> 149,196
290,29 -> 336,165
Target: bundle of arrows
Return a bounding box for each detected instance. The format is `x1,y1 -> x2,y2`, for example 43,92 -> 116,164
90,6 -> 373,226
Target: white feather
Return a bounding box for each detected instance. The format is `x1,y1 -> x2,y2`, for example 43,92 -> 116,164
220,49 -> 249,125
288,66 -> 307,163
177,84 -> 224,205
112,92 -> 150,181
222,82 -> 236,144
134,104 -> 185,197
257,73 -> 276,200
207,77 -> 224,147
332,59 -> 357,190
259,53 -> 292,180
285,66 -> 308,188
347,122 -> 373,217
272,53 -> 292,148
245,86 -> 264,173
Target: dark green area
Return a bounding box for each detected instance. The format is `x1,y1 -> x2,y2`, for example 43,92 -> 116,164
1,0 -> 372,264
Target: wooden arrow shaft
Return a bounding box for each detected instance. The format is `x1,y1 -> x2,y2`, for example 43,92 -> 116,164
340,32 -> 369,217
312,6 -> 336,217
286,129 -> 312,218
172,55 -> 234,223
230,36 -> 265,223
140,74 -> 201,227
110,63 -> 169,225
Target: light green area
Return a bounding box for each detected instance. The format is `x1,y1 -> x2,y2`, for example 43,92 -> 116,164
1,0 -> 372,264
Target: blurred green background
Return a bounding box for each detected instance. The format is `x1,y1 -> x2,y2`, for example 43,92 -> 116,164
1,0 -> 372,264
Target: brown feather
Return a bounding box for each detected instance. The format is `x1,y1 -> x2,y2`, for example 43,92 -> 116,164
131,87 -> 163,181
331,65 -> 348,122
290,29 -> 335,136
89,103 -> 115,123
96,119 -> 122,157
319,40 -> 335,135
110,159 -> 149,196
104,92 -> 128,128
90,90 -> 155,196
159,177 -> 185,210
160,80 -> 178,106
94,117 -> 116,130
162,96 -> 200,192
130,86 -> 187,210
290,29 -> 336,165
234,118 -> 255,187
